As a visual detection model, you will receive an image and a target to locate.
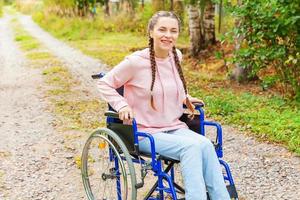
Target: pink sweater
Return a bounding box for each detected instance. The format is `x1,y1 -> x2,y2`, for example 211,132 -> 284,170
97,48 -> 188,134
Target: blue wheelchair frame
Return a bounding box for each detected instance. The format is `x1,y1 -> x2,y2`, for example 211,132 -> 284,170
96,72 -> 238,200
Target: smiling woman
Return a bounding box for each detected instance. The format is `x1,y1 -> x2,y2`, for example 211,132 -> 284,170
96,11 -> 230,200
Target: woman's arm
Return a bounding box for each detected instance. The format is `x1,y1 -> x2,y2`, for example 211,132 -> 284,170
97,58 -> 134,112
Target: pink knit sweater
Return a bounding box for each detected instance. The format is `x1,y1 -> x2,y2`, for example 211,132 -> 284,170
97,48 -> 188,134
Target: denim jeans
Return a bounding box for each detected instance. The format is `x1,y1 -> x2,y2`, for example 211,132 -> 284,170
138,128 -> 230,200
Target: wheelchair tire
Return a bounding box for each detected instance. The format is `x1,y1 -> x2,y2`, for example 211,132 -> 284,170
81,128 -> 137,200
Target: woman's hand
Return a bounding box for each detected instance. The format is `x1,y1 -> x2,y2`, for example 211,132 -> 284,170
118,105 -> 134,121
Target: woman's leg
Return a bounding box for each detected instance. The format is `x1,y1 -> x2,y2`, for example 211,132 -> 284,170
138,128 -> 230,200
138,130 -> 204,200
172,128 -> 230,200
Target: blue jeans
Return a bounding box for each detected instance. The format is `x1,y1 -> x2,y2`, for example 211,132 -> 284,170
138,128 -> 230,200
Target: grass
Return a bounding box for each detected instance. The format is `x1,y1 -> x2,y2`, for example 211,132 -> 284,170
30,9 -> 300,155
185,63 -> 300,154
27,51 -> 52,60
190,86 -> 300,154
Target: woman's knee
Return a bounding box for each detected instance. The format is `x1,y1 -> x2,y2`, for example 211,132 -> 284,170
186,136 -> 214,152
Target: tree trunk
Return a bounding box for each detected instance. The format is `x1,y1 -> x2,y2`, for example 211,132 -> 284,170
104,0 -> 110,16
121,0 -> 135,15
170,0 -> 174,10
152,0 -> 165,12
141,0 -> 144,10
230,0 -> 257,82
174,0 -> 184,25
203,0 -> 216,46
187,5 -> 204,57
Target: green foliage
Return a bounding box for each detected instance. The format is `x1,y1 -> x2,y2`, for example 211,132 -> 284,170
231,0 -> 300,100
260,75 -> 279,91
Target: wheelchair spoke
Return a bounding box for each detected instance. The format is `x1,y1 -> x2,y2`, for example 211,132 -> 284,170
81,129 -> 137,200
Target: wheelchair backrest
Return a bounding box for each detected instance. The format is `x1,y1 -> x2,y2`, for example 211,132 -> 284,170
107,121 -> 137,154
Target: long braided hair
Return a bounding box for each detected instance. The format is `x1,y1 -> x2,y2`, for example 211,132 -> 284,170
148,11 -> 195,113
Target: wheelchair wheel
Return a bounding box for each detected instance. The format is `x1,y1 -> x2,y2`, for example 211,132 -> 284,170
81,128 -> 137,200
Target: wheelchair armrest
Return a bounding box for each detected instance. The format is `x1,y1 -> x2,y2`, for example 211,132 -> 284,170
91,72 -> 105,79
202,120 -> 223,158
193,102 -> 205,109
183,102 -> 204,110
136,132 -> 159,171
104,110 -> 119,119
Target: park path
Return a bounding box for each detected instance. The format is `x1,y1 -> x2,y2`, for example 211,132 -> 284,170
0,14 -> 85,200
0,12 -> 299,200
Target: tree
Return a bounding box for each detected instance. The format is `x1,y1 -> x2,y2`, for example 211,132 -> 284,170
203,0 -> 216,45
187,0 -> 216,56
173,0 -> 184,24
227,0 -> 256,82
187,2 -> 204,56
152,0 -> 165,12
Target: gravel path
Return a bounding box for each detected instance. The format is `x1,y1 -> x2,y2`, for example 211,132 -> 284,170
0,13 -> 299,200
18,14 -> 108,96
0,14 -> 85,200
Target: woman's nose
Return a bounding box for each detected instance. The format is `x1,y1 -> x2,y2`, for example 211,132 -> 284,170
164,31 -> 172,37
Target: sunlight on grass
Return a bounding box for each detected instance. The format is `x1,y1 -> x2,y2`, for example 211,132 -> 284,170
26,51 -> 52,60
19,40 -> 39,51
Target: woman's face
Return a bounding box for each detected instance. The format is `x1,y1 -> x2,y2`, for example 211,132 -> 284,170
150,17 -> 179,56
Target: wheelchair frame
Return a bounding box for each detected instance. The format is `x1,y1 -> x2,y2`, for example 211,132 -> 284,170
81,73 -> 239,200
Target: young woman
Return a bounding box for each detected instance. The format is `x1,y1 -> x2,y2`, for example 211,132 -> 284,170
97,11 -> 230,200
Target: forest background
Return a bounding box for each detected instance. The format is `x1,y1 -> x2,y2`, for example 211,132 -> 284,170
1,0 -> 299,155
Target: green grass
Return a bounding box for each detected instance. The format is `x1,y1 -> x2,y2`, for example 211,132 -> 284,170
31,10 -> 300,155
27,51 -> 52,60
14,26 -> 41,52
15,34 -> 40,51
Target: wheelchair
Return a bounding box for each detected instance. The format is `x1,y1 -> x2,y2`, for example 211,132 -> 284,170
81,73 -> 239,200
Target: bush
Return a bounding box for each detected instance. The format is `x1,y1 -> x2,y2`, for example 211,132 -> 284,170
231,0 -> 300,100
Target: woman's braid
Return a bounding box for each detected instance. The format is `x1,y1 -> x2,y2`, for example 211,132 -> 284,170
149,37 -> 157,109
172,46 -> 195,114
